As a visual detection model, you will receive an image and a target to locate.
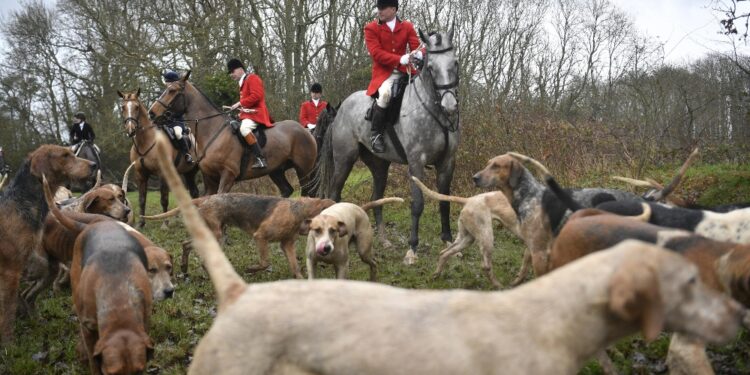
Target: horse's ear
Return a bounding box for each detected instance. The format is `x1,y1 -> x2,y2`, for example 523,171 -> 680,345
447,21 -> 455,42
183,70 -> 191,81
117,90 -> 124,98
136,87 -> 141,97
418,29 -> 430,45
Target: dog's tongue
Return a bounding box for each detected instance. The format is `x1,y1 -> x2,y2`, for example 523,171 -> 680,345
316,243 -> 327,255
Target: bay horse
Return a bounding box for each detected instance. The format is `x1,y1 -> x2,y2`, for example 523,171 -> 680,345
315,29 -> 460,265
147,71 -> 317,196
118,89 -> 200,228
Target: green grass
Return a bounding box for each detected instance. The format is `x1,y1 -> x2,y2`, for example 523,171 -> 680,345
1,164 -> 748,373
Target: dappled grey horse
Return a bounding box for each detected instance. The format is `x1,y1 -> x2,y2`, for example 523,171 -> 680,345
315,28 -> 459,264
75,140 -> 101,191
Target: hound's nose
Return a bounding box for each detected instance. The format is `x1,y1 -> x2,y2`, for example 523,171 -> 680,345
323,244 -> 333,254
124,206 -> 131,215
89,163 -> 98,173
472,174 -> 480,186
164,288 -> 174,299
148,111 -> 156,120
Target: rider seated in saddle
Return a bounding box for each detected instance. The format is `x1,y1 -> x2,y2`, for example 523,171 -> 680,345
364,0 -> 424,153
68,112 -> 98,154
162,70 -> 194,164
227,58 -> 271,169
298,82 -> 327,131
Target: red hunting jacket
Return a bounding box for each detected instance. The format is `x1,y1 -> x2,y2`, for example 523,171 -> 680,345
364,17 -> 421,96
239,73 -> 273,127
298,100 -> 328,127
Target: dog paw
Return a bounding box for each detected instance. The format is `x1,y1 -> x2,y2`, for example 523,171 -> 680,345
246,264 -> 272,274
403,250 -> 418,265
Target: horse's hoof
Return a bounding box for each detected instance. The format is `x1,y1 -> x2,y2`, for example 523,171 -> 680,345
160,220 -> 170,230
403,250 -> 418,266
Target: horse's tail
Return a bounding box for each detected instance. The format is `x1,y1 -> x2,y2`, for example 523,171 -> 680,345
411,177 -> 468,205
42,174 -> 86,234
310,116 -> 337,198
122,161 -> 136,193
360,197 -> 404,211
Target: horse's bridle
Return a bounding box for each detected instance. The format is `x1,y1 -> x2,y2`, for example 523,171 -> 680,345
152,82 -> 188,124
413,44 -> 460,131
121,98 -> 156,138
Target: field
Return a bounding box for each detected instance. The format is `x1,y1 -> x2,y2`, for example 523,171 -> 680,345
1,163 -> 749,374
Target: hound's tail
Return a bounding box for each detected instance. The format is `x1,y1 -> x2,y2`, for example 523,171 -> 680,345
507,152 -> 552,178
360,197 -> 405,211
411,177 -> 467,205
42,174 -> 86,235
122,161 -> 136,193
141,196 -> 209,221
154,131 -> 246,311
544,175 -> 583,212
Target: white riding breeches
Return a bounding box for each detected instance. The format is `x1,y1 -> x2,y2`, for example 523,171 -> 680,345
377,71 -> 405,108
173,126 -> 183,140
240,119 -> 258,137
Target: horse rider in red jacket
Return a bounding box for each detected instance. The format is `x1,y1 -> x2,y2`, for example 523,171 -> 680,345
298,82 -> 328,131
364,0 -> 423,153
227,58 -> 272,169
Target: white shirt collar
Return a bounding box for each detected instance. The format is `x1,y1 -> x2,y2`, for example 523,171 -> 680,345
312,98 -> 320,106
79,122 -> 85,130
238,73 -> 247,87
386,19 -> 397,32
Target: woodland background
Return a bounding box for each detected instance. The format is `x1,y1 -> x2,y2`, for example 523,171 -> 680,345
0,0 -> 749,190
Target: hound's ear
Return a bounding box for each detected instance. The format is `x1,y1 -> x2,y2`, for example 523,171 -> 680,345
136,87 -> 141,97
447,22 -> 455,42
183,70 -> 191,81
117,90 -> 124,98
337,221 -> 348,237
508,160 -> 523,189
84,195 -> 100,212
418,29 -> 430,44
299,219 -> 312,235
609,261 -> 664,342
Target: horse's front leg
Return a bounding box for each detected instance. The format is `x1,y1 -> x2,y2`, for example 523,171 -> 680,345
159,179 -> 170,230
436,159 -> 455,244
136,169 -> 149,229
361,152 -> 392,247
217,169 -> 237,193
404,164 -> 426,265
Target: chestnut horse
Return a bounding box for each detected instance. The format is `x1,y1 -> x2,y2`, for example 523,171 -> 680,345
147,71 -> 317,195
118,89 -> 200,228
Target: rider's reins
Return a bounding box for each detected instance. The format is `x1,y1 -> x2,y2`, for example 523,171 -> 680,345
152,83 -> 234,164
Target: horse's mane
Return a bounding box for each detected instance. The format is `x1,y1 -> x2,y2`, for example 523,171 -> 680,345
186,81 -> 225,114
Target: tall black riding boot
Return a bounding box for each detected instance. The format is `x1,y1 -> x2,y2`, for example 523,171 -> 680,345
180,138 -> 194,164
370,105 -> 387,153
251,142 -> 267,169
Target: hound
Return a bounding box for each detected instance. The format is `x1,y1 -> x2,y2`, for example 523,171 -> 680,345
411,177 -> 519,288
548,207 -> 750,375
549,171 -> 750,242
471,153 -> 639,283
301,198 -> 403,280
0,145 -> 95,342
143,193 -> 335,278
147,130 -> 746,375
